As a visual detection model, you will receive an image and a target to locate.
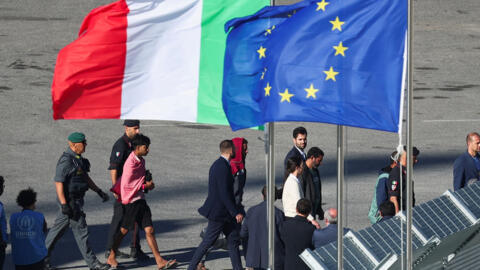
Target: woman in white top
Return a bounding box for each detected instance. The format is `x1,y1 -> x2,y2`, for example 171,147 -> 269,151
282,156 -> 320,228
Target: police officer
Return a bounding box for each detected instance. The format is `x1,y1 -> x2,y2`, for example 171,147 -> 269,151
387,146 -> 420,214
105,120 -> 148,260
45,132 -> 110,270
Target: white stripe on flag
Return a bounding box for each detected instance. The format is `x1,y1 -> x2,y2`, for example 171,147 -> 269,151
121,0 -> 202,121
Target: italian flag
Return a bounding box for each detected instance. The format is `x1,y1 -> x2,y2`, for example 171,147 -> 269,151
52,0 -> 268,125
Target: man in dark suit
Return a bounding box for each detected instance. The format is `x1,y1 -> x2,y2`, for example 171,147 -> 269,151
312,208 -> 350,248
301,147 -> 324,220
280,198 -> 315,270
453,132 -> 480,191
240,186 -> 285,270
279,127 -> 308,199
188,140 -> 244,270
284,127 -> 308,172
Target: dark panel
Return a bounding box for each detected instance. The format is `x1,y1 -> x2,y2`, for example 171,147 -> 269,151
355,217 -> 423,259
456,183 -> 480,219
413,196 -> 471,239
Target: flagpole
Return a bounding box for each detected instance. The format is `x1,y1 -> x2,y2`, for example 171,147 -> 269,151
266,122 -> 275,270
337,125 -> 345,269
266,1 -> 275,269
406,0 -> 414,266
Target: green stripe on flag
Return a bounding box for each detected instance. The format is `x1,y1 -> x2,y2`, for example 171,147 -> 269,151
197,0 -> 269,125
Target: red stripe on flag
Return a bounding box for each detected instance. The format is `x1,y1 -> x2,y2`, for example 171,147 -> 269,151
52,0 -> 129,119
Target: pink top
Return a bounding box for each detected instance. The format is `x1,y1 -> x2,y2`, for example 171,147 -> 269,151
120,152 -> 145,204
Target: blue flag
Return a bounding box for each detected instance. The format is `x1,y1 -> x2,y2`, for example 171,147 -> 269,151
222,0 -> 407,132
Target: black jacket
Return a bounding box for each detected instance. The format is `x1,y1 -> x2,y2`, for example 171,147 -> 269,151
280,215 -> 315,270
300,163 -> 324,218
284,146 -> 305,173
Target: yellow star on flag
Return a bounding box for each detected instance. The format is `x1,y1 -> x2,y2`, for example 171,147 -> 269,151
305,84 -> 319,99
330,16 -> 345,31
333,41 -> 348,57
257,46 -> 266,59
264,82 -> 272,96
316,0 -> 329,12
279,89 -> 294,103
324,67 -> 339,81
264,25 -> 276,36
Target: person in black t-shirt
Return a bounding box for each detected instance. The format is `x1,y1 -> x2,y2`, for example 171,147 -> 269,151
387,146 -> 420,213
105,120 -> 149,260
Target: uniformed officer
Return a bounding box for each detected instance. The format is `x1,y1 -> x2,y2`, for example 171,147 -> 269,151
45,132 -> 110,270
105,120 -> 149,260
387,146 -> 420,214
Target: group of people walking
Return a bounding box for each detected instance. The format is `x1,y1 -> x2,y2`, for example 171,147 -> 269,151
2,122 -> 478,270
2,120 -> 177,270
188,126 -> 330,270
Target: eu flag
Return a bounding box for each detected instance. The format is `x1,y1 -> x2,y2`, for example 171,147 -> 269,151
222,0 -> 407,132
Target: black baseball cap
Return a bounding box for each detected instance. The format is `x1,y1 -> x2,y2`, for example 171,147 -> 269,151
123,119 -> 140,127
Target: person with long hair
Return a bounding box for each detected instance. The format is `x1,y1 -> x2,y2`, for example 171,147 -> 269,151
282,157 -> 320,228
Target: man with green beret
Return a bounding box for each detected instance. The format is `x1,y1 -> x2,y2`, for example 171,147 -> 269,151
44,132 -> 111,270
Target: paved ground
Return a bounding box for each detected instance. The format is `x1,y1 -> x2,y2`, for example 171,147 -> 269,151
0,0 -> 479,269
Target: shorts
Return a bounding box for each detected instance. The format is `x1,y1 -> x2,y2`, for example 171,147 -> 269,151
122,199 -> 153,230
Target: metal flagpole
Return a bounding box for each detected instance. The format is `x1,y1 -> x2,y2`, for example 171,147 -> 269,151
406,0 -> 414,266
267,122 -> 275,270
267,2 -> 275,269
337,125 -> 345,270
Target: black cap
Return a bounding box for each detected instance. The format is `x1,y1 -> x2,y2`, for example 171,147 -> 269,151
123,120 -> 140,127
403,145 -> 420,156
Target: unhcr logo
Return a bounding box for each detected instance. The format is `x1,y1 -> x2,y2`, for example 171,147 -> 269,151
15,215 -> 36,239
17,215 -> 34,230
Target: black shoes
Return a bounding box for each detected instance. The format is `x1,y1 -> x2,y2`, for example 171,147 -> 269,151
43,264 -> 58,270
130,247 -> 150,261
43,259 -> 58,270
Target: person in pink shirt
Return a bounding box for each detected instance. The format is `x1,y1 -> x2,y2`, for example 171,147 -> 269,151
107,134 -> 176,269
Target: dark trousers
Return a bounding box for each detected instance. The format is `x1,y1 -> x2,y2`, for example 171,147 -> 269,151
201,220 -> 246,263
15,259 -> 45,270
106,200 -> 141,250
0,246 -> 4,270
188,219 -> 242,270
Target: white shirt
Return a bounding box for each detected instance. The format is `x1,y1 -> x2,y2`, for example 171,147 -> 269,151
295,146 -> 306,160
221,155 -> 228,162
282,173 -> 313,220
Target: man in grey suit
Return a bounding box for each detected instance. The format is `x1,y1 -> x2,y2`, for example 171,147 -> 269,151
240,186 -> 285,270
188,140 -> 244,270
